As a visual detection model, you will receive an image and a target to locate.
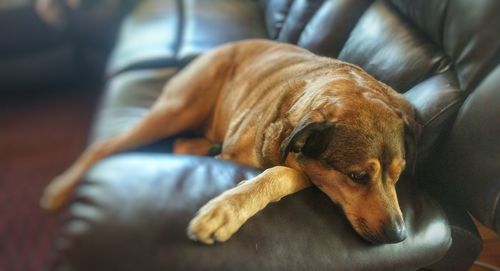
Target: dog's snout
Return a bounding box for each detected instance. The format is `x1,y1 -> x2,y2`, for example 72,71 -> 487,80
381,220 -> 407,244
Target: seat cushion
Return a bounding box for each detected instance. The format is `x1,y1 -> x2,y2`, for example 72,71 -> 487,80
89,68 -> 177,141
54,154 -> 451,271
107,0 -> 268,76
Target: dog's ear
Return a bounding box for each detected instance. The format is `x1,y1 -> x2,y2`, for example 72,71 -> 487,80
279,120 -> 335,164
401,112 -> 422,176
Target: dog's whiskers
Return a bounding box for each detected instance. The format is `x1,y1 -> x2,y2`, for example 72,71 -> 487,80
354,217 -> 382,243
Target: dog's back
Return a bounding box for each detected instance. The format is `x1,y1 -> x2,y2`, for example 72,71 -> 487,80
202,40 -> 415,168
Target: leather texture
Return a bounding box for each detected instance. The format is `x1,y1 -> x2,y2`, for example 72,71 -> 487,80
107,0 -> 267,75
89,68 -> 176,140
56,155 -> 451,271
389,0 -> 500,91
423,199 -> 483,271
431,65 -> 500,233
51,0 -> 500,270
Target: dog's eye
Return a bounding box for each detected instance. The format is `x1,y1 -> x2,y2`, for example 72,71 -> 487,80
348,171 -> 369,184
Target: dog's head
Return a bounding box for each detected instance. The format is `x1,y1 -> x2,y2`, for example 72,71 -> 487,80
279,74 -> 420,244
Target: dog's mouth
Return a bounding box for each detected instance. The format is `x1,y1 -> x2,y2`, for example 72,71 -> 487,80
353,217 -> 407,244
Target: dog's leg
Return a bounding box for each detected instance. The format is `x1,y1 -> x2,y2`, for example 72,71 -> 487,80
173,138 -> 217,156
41,45 -> 237,211
40,104 -> 200,210
187,166 -> 311,244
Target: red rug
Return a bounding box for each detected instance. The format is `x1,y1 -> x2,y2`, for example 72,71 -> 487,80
0,87 -> 99,271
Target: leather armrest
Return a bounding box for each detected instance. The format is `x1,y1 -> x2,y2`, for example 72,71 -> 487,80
54,154 -> 451,271
430,66 -> 500,233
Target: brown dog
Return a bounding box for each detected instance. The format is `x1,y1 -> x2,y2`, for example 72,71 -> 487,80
40,39 -> 420,245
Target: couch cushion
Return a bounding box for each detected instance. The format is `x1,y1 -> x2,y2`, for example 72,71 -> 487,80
90,68 -> 177,141
106,0 -> 179,75
389,0 -> 500,92
55,154 -> 451,271
269,0 -> 324,44
403,71 -> 463,166
107,0 -> 267,76
177,0 -> 267,60
261,0 -> 373,58
337,1 -> 450,93
431,66 -> 500,232
296,0 -> 373,57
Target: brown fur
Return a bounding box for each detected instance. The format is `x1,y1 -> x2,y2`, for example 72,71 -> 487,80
41,39 -> 419,245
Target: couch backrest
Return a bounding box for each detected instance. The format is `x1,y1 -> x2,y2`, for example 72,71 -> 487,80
262,0 -> 499,90
260,0 -> 500,232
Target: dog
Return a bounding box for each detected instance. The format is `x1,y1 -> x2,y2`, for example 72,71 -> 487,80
41,39 -> 420,245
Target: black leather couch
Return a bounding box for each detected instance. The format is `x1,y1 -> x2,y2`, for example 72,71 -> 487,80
51,0 -> 500,270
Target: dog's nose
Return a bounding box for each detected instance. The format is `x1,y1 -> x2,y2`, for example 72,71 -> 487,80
381,221 -> 407,243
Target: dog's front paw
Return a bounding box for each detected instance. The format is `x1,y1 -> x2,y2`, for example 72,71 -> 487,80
187,196 -> 245,245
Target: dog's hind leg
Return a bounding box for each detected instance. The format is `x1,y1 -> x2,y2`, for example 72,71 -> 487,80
173,138 -> 222,156
40,44 -> 238,211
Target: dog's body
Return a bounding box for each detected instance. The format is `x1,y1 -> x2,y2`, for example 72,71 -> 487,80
41,39 -> 419,245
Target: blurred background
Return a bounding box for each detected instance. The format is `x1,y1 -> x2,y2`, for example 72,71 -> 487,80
0,0 -> 126,270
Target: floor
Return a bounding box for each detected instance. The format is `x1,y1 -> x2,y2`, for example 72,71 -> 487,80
0,85 -> 498,271
0,86 -> 100,271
